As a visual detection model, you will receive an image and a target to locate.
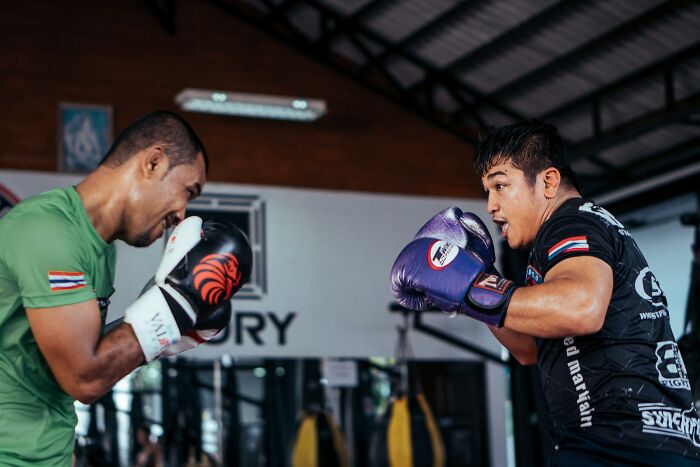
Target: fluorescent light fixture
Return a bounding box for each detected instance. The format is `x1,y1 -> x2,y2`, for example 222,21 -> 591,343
175,88 -> 326,121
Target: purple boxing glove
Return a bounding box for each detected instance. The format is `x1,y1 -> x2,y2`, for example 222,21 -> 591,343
390,237 -> 515,326
414,208 -> 495,264
408,209 -> 515,325
391,238 -> 485,312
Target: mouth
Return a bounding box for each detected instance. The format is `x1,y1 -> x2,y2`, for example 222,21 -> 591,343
493,219 -> 509,238
156,216 -> 172,239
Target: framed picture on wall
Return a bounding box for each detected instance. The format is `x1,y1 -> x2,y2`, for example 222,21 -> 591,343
58,103 -> 113,173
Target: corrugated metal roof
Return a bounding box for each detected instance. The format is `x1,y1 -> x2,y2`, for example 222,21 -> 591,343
330,37 -> 367,64
316,0 -> 375,16
505,1 -> 700,115
220,0 -> 700,199
599,75 -> 664,130
676,54 -> 700,100
386,56 -> 425,87
238,0 -> 267,13
464,0 -> 665,93
415,0 -> 555,68
599,124 -> 700,168
364,0 -> 455,43
571,158 -> 602,177
550,106 -> 591,143
433,84 -> 461,114
288,3 -> 322,41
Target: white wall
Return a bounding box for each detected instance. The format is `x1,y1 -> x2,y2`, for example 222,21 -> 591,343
623,194 -> 698,338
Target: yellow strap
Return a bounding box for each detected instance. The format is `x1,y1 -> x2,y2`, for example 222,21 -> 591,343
387,396 -> 413,467
416,393 -> 446,467
325,412 -> 350,467
291,414 -> 318,467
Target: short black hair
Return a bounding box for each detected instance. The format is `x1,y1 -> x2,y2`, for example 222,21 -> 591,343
100,111 -> 208,172
474,120 -> 579,191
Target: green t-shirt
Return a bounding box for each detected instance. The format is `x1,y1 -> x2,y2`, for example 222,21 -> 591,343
0,186 -> 115,466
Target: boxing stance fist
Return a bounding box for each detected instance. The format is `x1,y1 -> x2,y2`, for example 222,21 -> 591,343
391,209 -> 515,327
135,277 -> 234,358
125,216 -> 252,361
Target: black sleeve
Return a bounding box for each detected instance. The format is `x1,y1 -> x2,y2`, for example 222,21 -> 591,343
533,212 -> 615,276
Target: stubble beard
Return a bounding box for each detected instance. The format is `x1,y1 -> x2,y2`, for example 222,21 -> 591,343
132,229 -> 155,248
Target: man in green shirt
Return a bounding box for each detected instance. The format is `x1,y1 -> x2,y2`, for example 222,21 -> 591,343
0,111 -> 209,465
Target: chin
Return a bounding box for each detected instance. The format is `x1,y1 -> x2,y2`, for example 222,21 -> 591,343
132,230 -> 159,248
507,237 -> 524,250
131,237 -> 153,248
510,235 -> 536,250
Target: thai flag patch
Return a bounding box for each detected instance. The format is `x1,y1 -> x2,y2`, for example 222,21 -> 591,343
548,236 -> 589,261
48,271 -> 87,292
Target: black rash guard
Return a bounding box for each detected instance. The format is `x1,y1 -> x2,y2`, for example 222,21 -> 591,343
526,197 -> 700,458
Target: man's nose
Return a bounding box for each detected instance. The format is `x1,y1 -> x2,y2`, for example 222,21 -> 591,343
173,208 -> 186,224
486,193 -> 498,214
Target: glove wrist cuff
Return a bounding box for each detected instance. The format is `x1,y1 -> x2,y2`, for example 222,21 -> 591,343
124,287 -> 183,362
464,273 -> 517,327
495,284 -> 516,327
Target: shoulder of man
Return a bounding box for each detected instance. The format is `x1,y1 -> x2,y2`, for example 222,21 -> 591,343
2,191 -> 100,309
531,198 -> 619,275
3,186 -> 75,221
538,198 -> 626,239
574,199 -> 628,232
0,188 -> 85,264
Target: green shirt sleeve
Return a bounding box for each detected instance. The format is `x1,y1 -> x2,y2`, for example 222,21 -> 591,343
4,211 -> 97,308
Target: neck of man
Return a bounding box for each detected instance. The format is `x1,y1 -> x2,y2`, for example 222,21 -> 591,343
75,165 -> 132,243
542,188 -> 581,224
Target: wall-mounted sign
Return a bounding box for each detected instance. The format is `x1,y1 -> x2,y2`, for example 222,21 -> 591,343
58,103 -> 113,173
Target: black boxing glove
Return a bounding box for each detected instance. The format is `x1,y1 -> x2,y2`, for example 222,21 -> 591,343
125,216 -> 252,361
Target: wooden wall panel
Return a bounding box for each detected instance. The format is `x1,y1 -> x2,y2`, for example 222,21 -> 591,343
0,1 -> 484,198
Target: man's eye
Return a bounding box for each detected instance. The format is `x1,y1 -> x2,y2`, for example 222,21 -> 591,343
496,184 -> 505,191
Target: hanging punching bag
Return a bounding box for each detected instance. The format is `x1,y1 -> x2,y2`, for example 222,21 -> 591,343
371,393 -> 445,467
291,411 -> 350,467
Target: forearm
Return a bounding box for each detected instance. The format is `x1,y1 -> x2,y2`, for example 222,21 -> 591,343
503,278 -> 606,338
488,325 -> 538,365
71,323 -> 145,404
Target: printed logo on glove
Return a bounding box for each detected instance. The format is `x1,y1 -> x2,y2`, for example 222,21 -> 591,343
193,252 -> 242,306
428,241 -> 459,270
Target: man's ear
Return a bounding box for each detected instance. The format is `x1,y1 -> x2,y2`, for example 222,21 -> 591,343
542,167 -> 562,199
141,146 -> 169,180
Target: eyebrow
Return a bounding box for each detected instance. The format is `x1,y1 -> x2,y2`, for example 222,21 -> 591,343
486,171 -> 508,180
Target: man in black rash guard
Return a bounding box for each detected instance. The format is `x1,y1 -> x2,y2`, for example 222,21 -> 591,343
475,121 -> 700,465
391,120 -> 700,465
